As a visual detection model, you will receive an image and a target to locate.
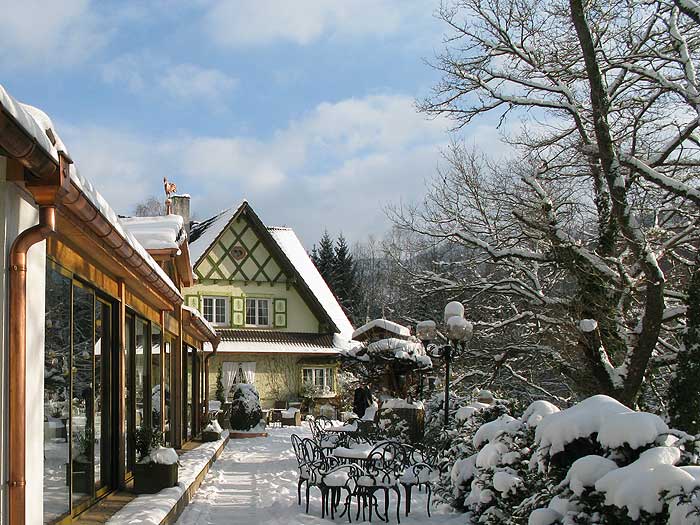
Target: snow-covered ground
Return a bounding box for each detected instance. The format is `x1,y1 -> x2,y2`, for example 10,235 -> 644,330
176,424 -> 465,525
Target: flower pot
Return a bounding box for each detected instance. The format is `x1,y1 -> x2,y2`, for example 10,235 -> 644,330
133,462 -> 178,494
201,430 -> 221,442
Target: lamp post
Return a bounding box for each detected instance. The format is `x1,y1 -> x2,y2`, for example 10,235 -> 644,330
417,301 -> 473,427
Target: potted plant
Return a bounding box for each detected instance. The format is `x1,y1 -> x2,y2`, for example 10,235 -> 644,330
133,426 -> 179,494
68,427 -> 93,494
201,419 -> 223,442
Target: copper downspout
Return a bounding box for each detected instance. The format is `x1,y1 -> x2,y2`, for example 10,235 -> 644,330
8,205 -> 56,525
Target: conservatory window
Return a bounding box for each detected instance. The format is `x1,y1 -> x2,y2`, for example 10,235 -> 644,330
202,296 -> 228,326
245,298 -> 270,327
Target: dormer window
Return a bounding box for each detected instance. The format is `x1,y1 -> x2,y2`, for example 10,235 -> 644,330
202,296 -> 229,326
245,298 -> 271,327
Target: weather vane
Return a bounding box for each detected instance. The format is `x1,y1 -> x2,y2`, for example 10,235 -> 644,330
163,177 -> 177,214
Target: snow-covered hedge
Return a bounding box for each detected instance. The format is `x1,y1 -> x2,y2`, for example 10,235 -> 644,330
447,394 -> 700,524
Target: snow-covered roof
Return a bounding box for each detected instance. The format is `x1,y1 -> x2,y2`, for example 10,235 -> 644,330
188,200 -> 354,338
121,215 -> 186,251
188,203 -> 243,264
0,83 -> 182,301
215,340 -> 339,355
182,304 -> 217,339
268,227 -> 354,338
352,319 -> 411,340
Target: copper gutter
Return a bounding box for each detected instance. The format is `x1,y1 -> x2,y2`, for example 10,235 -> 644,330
0,93 -> 179,524
60,179 -> 182,306
8,206 -> 56,525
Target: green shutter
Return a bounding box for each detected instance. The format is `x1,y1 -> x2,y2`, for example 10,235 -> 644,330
274,298 -> 287,328
232,296 -> 245,327
185,295 -> 199,309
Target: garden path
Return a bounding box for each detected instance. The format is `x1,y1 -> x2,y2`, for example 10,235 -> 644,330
175,423 -> 465,525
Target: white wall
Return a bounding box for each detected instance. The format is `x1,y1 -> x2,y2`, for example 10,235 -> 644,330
0,159 -> 46,525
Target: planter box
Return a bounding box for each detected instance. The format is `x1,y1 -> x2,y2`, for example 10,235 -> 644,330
201,430 -> 221,442
133,462 -> 178,494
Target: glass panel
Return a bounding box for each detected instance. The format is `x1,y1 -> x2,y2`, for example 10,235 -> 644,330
258,300 -> 269,326
203,298 -> 213,323
94,299 -> 111,492
327,368 -> 334,391
71,284 -> 95,507
215,298 -> 226,324
302,368 -> 311,385
135,320 -> 147,441
43,266 -> 71,522
164,338 -> 171,446
125,314 -> 134,475
182,346 -> 188,442
314,368 -> 325,388
245,299 -> 255,325
151,325 -> 162,437
187,347 -> 194,439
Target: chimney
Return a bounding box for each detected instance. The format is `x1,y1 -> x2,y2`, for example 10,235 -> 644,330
171,194 -> 191,234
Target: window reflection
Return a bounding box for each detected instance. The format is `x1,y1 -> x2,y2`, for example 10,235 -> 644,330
43,266 -> 71,523
135,321 -> 146,436
71,284 -> 95,507
164,338 -> 171,446
151,326 -> 162,437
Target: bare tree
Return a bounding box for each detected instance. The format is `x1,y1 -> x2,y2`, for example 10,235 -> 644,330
133,196 -> 166,217
405,0 -> 700,406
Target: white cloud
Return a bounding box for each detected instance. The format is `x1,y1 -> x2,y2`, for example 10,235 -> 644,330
202,0 -> 424,47
0,0 -> 107,68
57,93 -> 451,243
100,54 -> 237,105
160,64 -> 238,101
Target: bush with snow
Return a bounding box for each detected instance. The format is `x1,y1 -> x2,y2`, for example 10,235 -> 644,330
442,394 -> 700,524
229,383 -> 264,431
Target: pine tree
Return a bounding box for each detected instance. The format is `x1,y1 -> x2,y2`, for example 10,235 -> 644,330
315,231 -> 337,292
669,261 -> 700,433
333,234 -> 360,322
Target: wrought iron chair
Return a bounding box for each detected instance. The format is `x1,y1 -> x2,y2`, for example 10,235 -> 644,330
399,444 -> 437,517
322,463 -> 365,522
356,441 -> 406,523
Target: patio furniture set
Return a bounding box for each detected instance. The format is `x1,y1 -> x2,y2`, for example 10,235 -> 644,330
291,416 -> 437,523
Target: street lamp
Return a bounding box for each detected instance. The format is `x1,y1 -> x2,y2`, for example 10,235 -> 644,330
417,301 -> 473,427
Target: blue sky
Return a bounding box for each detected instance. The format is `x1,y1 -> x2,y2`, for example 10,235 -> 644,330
1,0 -> 506,246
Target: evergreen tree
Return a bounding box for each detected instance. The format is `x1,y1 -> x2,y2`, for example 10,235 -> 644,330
333,234 -> 360,322
669,261 -> 700,433
315,231 -> 337,292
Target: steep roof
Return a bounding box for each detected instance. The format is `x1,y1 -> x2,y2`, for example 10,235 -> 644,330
188,201 -> 354,338
268,227 -> 354,338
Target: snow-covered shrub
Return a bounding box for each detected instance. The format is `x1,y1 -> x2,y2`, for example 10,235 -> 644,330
229,384 -> 264,431
451,394 -> 700,525
377,398 -> 424,442
423,391 -> 520,509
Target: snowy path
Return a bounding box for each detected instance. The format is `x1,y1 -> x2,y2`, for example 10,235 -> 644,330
176,425 -> 464,525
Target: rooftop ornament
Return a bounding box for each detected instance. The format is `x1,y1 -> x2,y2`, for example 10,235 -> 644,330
417,301 -> 474,427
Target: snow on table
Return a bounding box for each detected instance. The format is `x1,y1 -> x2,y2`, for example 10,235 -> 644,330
107,432 -> 229,524
332,444 -> 384,461
175,424 -> 464,525
325,422 -> 358,433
